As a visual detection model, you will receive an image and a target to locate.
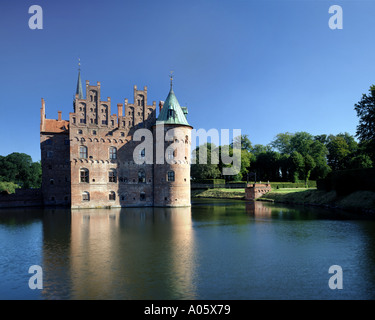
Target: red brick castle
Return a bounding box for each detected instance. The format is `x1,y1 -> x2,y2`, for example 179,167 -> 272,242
40,69 -> 192,209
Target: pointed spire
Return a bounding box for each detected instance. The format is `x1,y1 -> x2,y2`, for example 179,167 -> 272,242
169,70 -> 174,92
76,58 -> 83,99
156,73 -> 190,126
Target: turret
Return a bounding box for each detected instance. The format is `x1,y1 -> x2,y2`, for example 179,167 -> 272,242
153,76 -> 192,207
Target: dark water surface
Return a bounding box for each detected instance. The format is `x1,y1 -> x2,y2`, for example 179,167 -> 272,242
1,199 -> 375,300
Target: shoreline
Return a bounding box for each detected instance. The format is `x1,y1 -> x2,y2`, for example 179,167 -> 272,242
192,188 -> 375,216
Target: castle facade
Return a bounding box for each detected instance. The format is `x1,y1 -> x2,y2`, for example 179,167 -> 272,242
40,71 -> 192,209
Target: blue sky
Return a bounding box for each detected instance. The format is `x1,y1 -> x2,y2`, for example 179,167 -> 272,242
1,0 -> 375,162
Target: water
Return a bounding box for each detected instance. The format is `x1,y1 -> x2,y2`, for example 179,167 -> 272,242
1,199 -> 375,300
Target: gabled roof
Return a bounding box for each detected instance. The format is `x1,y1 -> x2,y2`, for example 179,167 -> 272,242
156,87 -> 190,126
43,119 -> 69,133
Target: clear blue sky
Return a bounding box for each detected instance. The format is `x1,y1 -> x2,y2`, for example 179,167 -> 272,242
1,0 -> 375,162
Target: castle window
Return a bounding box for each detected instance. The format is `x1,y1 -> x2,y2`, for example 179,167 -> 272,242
73,117 -> 76,124
168,109 -> 174,118
138,170 -> 146,183
80,119 -> 86,124
109,191 -> 116,201
140,192 -> 146,201
122,121 -> 125,127
121,195 -> 125,201
185,135 -> 189,144
93,130 -> 97,135
79,146 -> 88,159
82,192 -> 90,201
111,120 -> 114,126
50,179 -> 54,185
109,169 -> 117,183
167,149 -> 174,160
102,120 -> 107,125
80,168 -> 89,183
78,129 -> 82,134
109,147 -> 117,160
167,171 -> 175,182
121,132 -> 125,137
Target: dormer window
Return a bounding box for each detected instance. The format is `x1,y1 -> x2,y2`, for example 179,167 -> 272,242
168,109 -> 174,118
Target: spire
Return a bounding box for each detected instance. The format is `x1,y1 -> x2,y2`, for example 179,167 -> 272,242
169,70 -> 174,91
156,74 -> 190,126
76,58 -> 83,99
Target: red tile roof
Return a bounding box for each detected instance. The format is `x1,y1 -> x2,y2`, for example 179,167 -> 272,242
43,119 -> 69,133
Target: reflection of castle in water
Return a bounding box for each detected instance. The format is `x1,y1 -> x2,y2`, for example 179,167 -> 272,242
42,207 -> 196,299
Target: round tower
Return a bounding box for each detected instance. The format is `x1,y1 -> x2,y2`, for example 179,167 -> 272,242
153,77 -> 192,207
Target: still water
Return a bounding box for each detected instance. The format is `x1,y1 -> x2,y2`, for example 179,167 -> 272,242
1,199 -> 375,300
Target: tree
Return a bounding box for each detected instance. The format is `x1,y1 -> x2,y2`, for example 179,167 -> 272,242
0,152 -> 42,189
270,132 -> 294,154
191,143 -> 221,181
326,133 -> 358,171
231,134 -> 252,152
354,85 -> 375,163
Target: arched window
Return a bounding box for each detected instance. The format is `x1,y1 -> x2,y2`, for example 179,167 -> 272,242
82,191 -> 90,201
109,146 -> 117,160
167,171 -> 175,182
140,192 -> 146,201
79,146 -> 88,159
138,169 -> 146,183
167,149 -> 174,160
80,168 -> 89,183
109,169 -> 117,183
109,191 -> 116,201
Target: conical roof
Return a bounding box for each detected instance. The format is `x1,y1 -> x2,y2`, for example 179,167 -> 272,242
156,87 -> 190,126
76,69 -> 84,99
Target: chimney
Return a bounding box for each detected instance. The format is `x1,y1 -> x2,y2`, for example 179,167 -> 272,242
159,101 -> 164,113
58,111 -> 62,121
117,103 -> 123,117
40,98 -> 46,132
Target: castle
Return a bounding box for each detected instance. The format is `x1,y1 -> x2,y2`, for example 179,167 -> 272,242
40,69 -> 192,209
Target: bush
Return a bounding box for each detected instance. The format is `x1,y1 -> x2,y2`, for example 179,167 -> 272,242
318,168 -> 375,196
0,181 -> 20,194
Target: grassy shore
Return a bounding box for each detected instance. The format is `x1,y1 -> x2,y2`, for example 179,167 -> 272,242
192,187 -> 375,214
260,188 -> 375,214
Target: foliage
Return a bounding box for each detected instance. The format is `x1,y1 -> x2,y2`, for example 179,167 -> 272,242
0,152 -> 41,190
354,85 -> 375,162
0,181 -> 20,194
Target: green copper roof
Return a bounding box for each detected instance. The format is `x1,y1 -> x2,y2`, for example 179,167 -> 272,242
76,69 -> 84,99
156,87 -> 190,126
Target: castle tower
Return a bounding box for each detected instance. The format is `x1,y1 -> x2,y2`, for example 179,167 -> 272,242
153,77 -> 192,207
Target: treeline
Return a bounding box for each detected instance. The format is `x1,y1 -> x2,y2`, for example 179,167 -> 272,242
0,153 -> 41,192
191,132 -> 373,184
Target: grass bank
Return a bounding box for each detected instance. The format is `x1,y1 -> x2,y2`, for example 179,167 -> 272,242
260,188 -> 375,215
191,188 -> 245,200
192,187 -> 375,215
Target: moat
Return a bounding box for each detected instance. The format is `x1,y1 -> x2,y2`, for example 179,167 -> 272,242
1,199 -> 375,300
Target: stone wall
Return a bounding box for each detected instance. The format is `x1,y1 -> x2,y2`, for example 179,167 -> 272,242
245,183 -> 272,201
0,189 -> 43,208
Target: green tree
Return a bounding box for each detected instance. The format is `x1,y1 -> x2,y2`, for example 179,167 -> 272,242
0,152 -> 42,189
191,143 -> 221,181
354,85 -> 375,163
